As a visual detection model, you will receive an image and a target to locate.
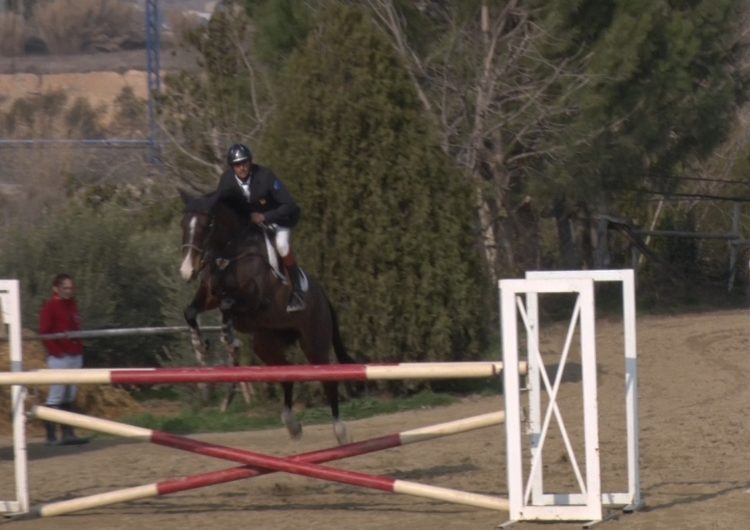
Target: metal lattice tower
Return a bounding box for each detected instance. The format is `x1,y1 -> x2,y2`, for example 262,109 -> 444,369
145,0 -> 161,163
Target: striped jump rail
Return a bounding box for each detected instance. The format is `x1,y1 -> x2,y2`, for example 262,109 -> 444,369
0,362 -> 526,386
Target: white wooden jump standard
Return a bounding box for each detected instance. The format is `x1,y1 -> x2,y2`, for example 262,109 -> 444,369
525,270 -> 641,512
0,280 -> 29,515
500,277 -> 603,523
29,406 -> 508,517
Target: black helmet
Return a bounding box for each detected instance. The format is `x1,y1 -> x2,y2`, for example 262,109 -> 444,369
227,144 -> 252,166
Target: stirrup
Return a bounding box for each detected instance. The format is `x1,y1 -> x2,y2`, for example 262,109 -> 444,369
286,292 -> 305,313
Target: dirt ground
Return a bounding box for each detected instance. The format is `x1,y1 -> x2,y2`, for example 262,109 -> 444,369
0,308 -> 748,530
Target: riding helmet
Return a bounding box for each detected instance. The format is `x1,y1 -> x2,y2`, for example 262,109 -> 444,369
227,144 -> 252,166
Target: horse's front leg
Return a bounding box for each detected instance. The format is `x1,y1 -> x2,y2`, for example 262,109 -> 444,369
184,290 -> 212,365
218,300 -> 253,412
219,298 -> 242,358
184,281 -> 221,403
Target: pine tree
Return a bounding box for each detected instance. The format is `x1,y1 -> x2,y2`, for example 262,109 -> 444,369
261,4 -> 489,373
539,0 -> 748,206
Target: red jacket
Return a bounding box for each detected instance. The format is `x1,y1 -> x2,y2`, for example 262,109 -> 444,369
39,295 -> 83,358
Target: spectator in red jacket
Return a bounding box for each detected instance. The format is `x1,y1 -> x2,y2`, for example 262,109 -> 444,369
38,273 -> 88,446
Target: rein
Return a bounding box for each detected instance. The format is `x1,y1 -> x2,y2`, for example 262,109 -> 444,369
185,208 -> 270,272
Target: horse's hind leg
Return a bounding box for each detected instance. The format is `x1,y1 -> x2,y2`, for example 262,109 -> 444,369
322,381 -> 351,445
253,331 -> 302,439
281,382 -> 302,439
300,329 -> 351,445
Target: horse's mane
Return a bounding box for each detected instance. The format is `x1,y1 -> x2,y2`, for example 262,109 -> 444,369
182,191 -> 219,214
183,191 -> 266,248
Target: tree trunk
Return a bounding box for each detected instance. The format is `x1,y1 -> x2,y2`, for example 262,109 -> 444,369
554,199 -> 580,269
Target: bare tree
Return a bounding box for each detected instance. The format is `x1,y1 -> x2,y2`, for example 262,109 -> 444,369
366,0 -> 593,279
158,3 -> 275,192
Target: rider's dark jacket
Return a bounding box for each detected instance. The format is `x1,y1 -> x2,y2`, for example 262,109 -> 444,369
214,164 -> 300,227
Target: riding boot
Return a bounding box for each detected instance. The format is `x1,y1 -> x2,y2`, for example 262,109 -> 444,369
282,254 -> 305,313
58,403 -> 89,446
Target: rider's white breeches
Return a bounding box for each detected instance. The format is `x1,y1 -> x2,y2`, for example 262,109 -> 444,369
275,226 -> 291,257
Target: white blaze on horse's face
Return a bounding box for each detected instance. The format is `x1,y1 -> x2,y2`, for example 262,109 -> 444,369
180,216 -> 198,281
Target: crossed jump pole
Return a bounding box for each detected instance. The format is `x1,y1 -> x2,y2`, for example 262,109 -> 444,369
29,406 -> 507,518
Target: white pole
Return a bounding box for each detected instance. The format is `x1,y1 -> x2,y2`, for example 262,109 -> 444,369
36,485 -> 159,518
1,280 -> 29,514
499,279 -> 523,521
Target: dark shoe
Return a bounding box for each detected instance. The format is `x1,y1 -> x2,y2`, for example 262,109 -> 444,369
286,291 -> 305,313
44,420 -> 58,446
60,426 -> 89,446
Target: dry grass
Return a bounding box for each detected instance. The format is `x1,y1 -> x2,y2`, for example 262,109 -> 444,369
32,0 -> 144,54
165,8 -> 206,47
0,12 -> 26,56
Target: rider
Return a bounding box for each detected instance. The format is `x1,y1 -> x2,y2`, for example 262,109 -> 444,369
214,143 -> 305,312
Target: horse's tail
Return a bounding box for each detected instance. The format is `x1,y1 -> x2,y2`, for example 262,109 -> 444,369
327,297 -> 356,365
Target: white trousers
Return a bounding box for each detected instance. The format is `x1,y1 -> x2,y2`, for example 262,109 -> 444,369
274,226 -> 291,257
45,355 -> 83,406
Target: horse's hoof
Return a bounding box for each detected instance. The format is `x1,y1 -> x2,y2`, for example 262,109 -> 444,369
220,336 -> 240,354
334,420 -> 351,445
281,410 -> 303,440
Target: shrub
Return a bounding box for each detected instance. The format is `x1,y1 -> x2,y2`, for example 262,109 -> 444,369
31,0 -> 144,54
0,200 -> 177,368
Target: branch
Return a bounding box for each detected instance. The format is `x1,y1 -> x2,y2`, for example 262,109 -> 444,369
365,0 -> 433,114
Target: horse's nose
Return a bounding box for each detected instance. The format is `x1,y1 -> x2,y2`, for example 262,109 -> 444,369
180,252 -> 194,281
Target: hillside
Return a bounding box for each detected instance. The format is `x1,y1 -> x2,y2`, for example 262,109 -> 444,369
0,48 -> 199,125
0,47 -> 199,75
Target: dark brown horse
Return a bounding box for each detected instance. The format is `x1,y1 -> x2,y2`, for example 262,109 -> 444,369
178,191 -> 354,444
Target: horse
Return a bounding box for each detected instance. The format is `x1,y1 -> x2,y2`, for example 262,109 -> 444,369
178,190 -> 354,444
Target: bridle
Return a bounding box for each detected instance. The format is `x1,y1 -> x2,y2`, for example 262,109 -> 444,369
183,213 -> 269,273
182,242 -> 204,254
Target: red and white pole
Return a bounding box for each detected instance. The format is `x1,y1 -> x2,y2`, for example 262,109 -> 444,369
0,361 -> 526,386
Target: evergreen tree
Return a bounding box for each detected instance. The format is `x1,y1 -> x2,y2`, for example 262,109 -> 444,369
244,0 -> 313,67
540,0 -> 748,217
262,4 -> 489,373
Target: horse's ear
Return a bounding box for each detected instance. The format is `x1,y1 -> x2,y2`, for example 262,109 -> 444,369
203,192 -> 220,211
